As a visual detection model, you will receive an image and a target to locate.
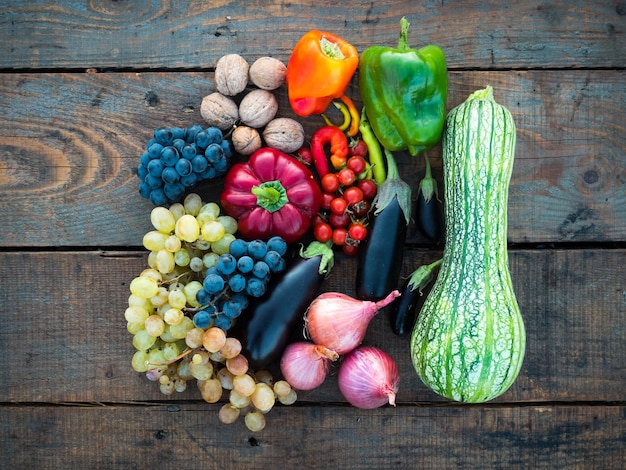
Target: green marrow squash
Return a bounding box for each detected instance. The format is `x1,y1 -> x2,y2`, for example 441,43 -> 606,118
410,86 -> 525,403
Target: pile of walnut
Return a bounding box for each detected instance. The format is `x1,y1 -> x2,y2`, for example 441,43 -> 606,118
200,54 -> 304,156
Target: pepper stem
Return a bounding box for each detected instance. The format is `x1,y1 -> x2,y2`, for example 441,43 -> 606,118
251,180 -> 289,213
398,16 -> 410,52
320,36 -> 345,59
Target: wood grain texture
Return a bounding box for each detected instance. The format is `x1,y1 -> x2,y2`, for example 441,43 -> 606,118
2,404 -> 624,469
1,0 -> 624,70
1,248 -> 624,404
1,70 -> 624,246
1,1 -> 624,467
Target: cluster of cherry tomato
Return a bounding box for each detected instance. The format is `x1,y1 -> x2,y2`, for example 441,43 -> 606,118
311,140 -> 377,255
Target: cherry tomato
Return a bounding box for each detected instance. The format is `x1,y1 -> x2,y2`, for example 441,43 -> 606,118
349,139 -> 368,158
332,228 -> 348,246
347,156 -> 367,175
357,178 -> 377,201
337,168 -> 356,186
342,243 -> 359,256
311,213 -> 326,227
351,200 -> 370,218
343,186 -> 364,206
329,211 -> 350,228
321,192 -> 335,210
295,146 -> 313,164
321,173 -> 340,193
313,222 -> 333,243
348,223 -> 368,241
330,197 -> 348,215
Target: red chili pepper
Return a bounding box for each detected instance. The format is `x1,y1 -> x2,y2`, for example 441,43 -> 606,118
311,126 -> 349,177
220,147 -> 322,243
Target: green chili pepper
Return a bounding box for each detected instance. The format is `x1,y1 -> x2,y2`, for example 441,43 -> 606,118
358,108 -> 386,184
358,17 -> 448,156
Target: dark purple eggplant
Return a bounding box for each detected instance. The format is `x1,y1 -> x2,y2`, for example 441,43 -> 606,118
416,158 -> 444,242
356,150 -> 411,301
234,241 -> 334,371
389,259 -> 442,336
356,195 -> 407,300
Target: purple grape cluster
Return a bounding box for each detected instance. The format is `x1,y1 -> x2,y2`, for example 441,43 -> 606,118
137,125 -> 233,205
193,237 -> 288,332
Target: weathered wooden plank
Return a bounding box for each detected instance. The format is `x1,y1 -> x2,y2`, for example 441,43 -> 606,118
1,70 -> 624,247
2,404 -> 624,469
1,0 -> 624,70
1,248 -> 624,404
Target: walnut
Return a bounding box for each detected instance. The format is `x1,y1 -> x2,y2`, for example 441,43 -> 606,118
232,126 -> 262,156
215,54 -> 249,96
249,57 -> 287,90
200,92 -> 239,130
262,118 -> 305,154
238,89 -> 278,129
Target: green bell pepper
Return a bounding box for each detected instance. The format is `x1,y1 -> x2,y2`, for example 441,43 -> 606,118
358,17 -> 448,156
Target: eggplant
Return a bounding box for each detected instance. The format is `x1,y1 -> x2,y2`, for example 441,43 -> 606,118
416,189 -> 444,241
356,196 -> 407,300
389,259 -> 442,336
234,241 -> 334,371
356,150 -> 411,300
390,277 -> 423,336
416,161 -> 444,242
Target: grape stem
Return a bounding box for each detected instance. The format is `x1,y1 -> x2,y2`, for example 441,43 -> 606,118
184,287 -> 230,314
148,347 -> 195,367
160,270 -> 196,286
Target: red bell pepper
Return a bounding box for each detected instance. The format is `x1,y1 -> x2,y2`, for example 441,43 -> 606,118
286,30 -> 360,135
220,147 -> 322,243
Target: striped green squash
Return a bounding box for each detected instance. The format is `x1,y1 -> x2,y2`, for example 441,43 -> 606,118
410,86 -> 525,403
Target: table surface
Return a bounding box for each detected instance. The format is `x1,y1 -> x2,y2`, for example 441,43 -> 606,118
1,1 -> 625,468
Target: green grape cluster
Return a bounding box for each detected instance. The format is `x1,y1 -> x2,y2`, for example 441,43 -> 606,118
124,193 -> 297,431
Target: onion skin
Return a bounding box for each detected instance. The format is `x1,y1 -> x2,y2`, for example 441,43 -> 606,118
305,290 -> 400,354
338,346 -> 400,409
280,341 -> 339,391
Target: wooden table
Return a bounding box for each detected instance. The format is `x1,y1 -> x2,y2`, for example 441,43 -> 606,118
1,1 -> 624,468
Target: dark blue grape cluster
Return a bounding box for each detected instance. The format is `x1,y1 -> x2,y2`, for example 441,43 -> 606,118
193,236 -> 289,331
137,125 -> 233,205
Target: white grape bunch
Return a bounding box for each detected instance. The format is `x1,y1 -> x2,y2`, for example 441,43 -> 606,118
125,193 -> 295,431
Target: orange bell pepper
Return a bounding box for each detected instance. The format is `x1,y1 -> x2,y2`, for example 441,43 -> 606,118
286,31 -> 360,135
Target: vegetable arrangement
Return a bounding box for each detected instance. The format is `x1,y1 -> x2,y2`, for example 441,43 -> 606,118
126,17 -> 526,432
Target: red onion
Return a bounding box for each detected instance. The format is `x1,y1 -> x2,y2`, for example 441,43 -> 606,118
338,346 -> 399,409
305,290 -> 400,354
280,341 -> 339,391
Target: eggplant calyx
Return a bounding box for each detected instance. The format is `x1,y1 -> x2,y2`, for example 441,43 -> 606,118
407,258 -> 443,294
373,149 -> 412,225
300,241 -> 335,276
418,153 -> 440,203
